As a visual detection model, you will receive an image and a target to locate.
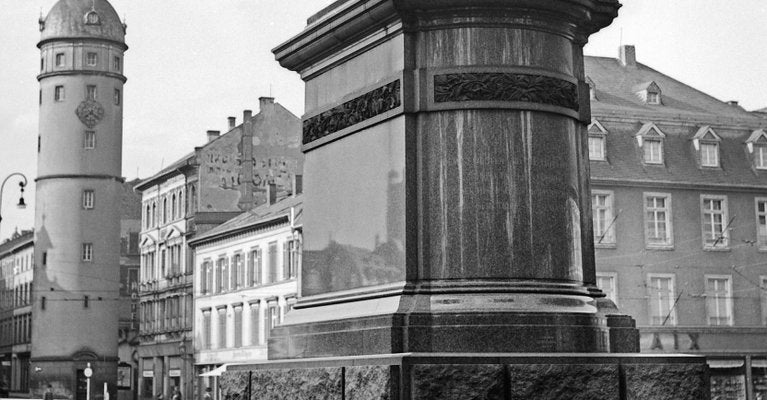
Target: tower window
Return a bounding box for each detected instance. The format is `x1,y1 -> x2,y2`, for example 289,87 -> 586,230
84,131 -> 96,149
114,89 -> 121,106
83,190 -> 95,209
55,53 -> 64,67
86,52 -> 98,66
113,56 -> 121,71
40,58 -> 44,71
39,90 -> 42,105
86,85 -> 97,101
38,136 -> 41,153
54,85 -> 64,102
82,243 -> 93,262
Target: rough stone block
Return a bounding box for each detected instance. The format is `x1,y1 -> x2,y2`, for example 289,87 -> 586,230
624,363 -> 709,400
345,365 -> 394,400
412,364 -> 505,400
508,364 -> 619,400
220,367 -> 342,400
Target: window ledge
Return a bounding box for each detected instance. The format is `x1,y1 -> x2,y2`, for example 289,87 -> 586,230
702,247 -> 731,252
594,243 -> 616,249
645,245 -> 674,251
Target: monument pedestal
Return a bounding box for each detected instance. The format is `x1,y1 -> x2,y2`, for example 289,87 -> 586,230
221,354 -> 708,400
230,0 -> 711,398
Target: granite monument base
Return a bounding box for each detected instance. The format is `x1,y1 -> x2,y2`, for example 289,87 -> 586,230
220,353 -> 708,400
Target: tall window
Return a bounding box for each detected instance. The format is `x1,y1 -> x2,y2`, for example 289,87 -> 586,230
284,239 -> 300,280
596,273 -> 617,305
113,56 -> 121,71
114,89 -> 121,106
702,195 -> 728,248
217,308 -> 227,348
82,243 -> 93,262
250,303 -> 260,345
700,142 -> 719,167
591,191 -> 615,245
757,198 -> 767,249
643,139 -> 663,164
247,248 -> 261,287
54,85 -> 65,101
171,194 -> 176,221
232,254 -> 242,289
86,85 -> 97,101
55,53 -> 64,67
233,306 -> 243,348
82,190 -> 95,209
267,242 -> 278,283
216,258 -> 226,293
705,276 -> 732,326
648,274 -> 675,326
202,310 -> 211,349
588,136 -> 605,161
86,52 -> 98,66
644,193 -> 672,248
266,302 -> 279,339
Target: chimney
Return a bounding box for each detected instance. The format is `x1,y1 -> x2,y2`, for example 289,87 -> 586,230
619,45 -> 636,67
227,116 -> 236,130
292,174 -> 303,196
266,183 -> 277,205
206,130 -> 220,142
259,97 -> 275,113
243,109 -> 253,122
727,100 -> 739,106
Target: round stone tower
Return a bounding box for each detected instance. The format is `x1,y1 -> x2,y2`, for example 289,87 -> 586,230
31,0 -> 126,398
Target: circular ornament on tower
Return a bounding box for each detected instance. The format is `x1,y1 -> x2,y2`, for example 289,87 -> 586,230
76,100 -> 105,128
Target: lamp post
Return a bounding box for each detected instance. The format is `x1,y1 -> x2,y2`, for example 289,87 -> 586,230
0,172 -> 28,235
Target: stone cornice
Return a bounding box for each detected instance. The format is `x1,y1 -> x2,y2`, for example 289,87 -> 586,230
38,69 -> 127,83
273,0 -> 620,72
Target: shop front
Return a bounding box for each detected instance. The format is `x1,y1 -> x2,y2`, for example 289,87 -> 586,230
708,357 -> 767,400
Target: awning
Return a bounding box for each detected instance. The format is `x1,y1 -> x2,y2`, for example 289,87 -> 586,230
199,364 -> 228,377
707,359 -> 744,369
752,359 -> 767,368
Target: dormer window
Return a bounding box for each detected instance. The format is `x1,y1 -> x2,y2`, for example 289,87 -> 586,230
586,76 -> 597,101
634,81 -> 662,105
693,126 -> 721,168
636,122 -> 665,164
85,11 -> 100,25
746,129 -> 767,170
588,119 -> 608,161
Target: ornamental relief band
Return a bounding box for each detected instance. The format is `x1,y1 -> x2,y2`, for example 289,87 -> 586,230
302,80 -> 401,145
433,72 -> 580,112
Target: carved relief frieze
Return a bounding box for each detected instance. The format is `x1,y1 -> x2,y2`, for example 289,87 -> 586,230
434,73 -> 579,111
75,100 -> 105,128
303,80 -> 401,145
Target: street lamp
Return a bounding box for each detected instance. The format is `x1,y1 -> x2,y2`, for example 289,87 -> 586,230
0,172 -> 28,233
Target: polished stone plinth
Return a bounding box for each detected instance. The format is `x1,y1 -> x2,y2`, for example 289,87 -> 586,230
220,354 -> 709,400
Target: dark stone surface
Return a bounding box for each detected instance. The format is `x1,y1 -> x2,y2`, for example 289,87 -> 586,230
508,364 -> 619,400
412,364 -> 505,400
624,363 -> 710,400
220,368 -> 343,400
345,365 -> 395,400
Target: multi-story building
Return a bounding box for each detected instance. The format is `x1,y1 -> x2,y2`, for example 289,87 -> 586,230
587,46 -> 767,400
134,97 -> 302,400
118,180 -> 142,400
188,193 -> 302,400
0,230 -> 34,395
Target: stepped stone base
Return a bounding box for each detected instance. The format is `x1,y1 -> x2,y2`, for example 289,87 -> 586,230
220,353 -> 709,400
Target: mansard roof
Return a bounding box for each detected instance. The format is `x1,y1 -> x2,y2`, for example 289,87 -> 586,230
585,56 -> 764,124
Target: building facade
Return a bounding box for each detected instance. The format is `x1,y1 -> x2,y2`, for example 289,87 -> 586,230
189,194 -> 301,400
134,97 -> 302,400
31,0 -> 127,398
0,230 -> 34,395
588,46 -> 767,400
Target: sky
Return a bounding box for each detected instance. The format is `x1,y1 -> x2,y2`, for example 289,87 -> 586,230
1,0 -> 766,240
